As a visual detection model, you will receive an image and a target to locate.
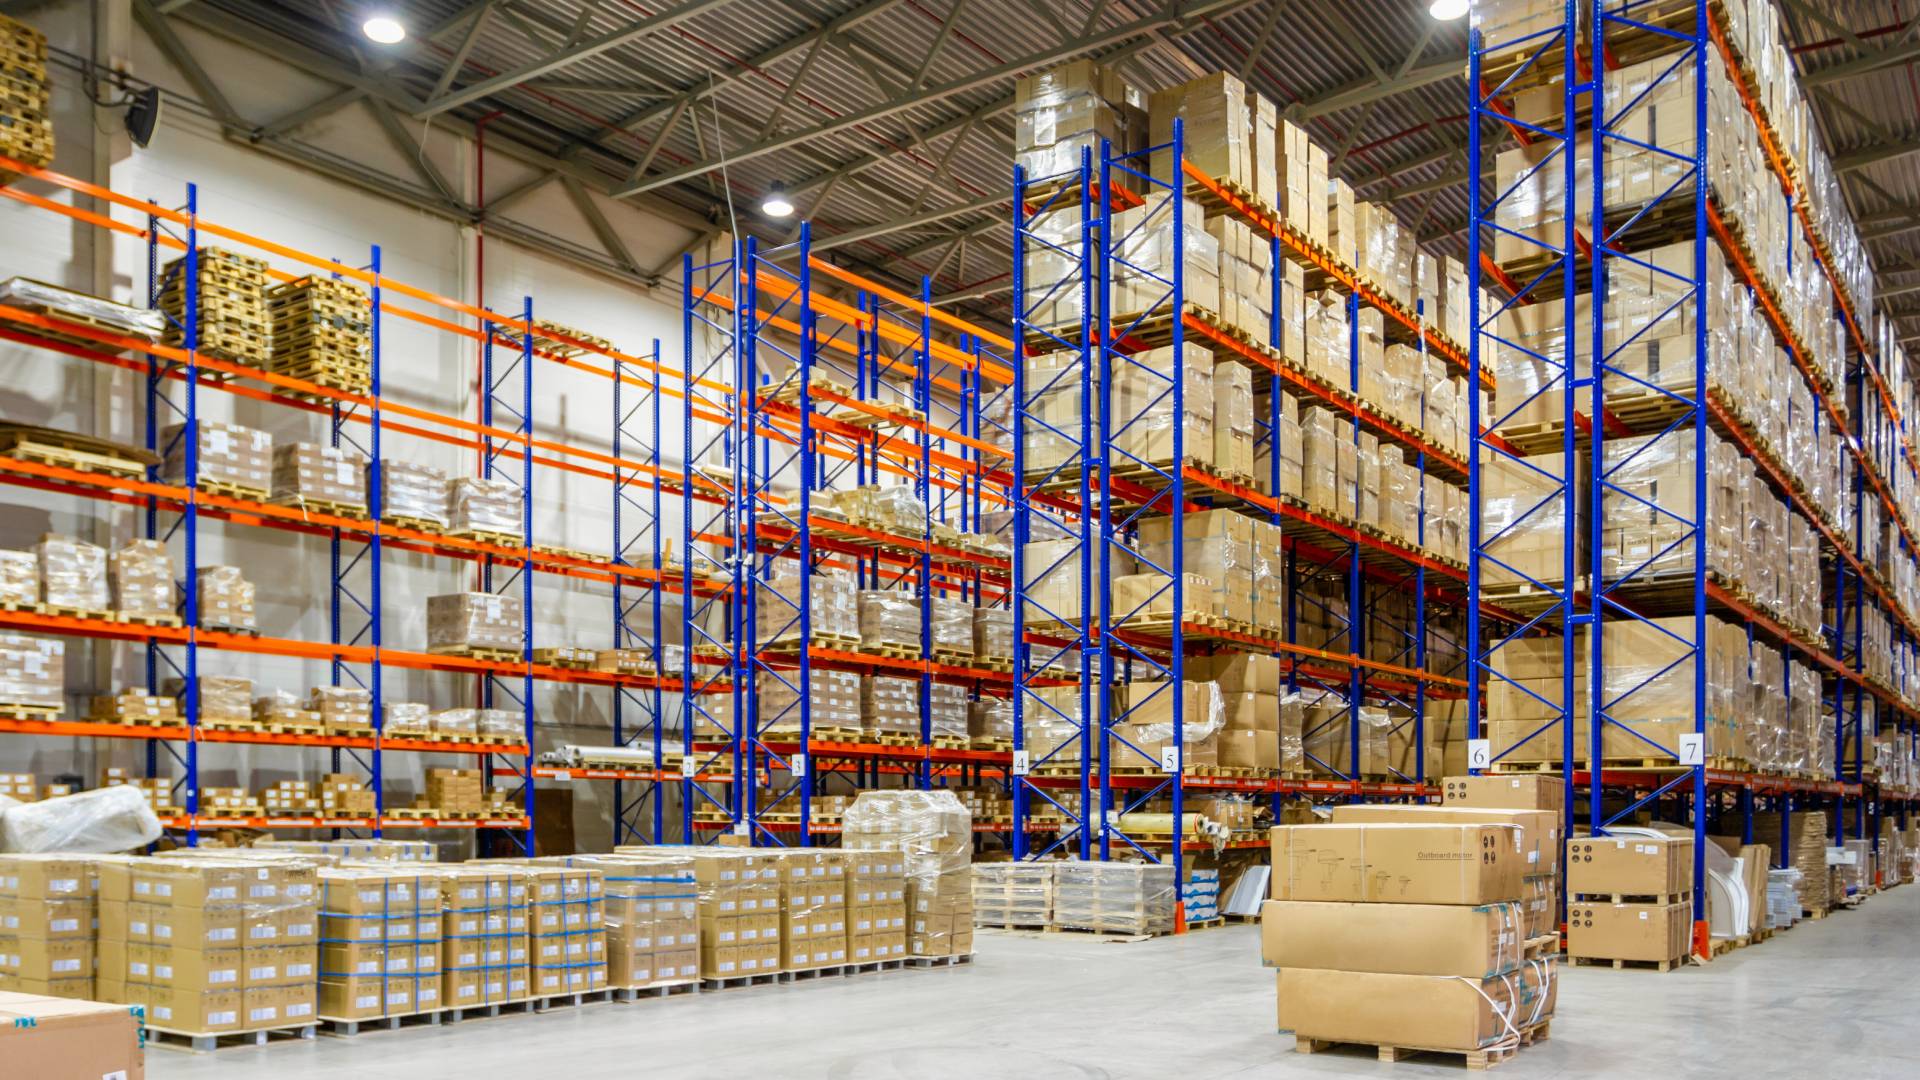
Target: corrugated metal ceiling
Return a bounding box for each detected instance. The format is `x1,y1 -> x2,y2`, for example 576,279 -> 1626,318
184,0 -> 1917,341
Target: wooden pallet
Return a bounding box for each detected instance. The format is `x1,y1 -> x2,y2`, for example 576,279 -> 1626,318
1570,955 -> 1685,972
931,651 -> 976,668
970,737 -> 1013,752
146,1022 -> 317,1053
383,513 -> 448,534
930,735 -> 970,750
40,602 -> 113,621
427,644 -> 523,663
0,703 -> 60,721
531,648 -> 595,669
1293,1034 -> 1518,1070
197,477 -> 271,502
117,609 -> 185,628
386,807 -> 435,820
271,495 -> 370,520
0,426 -> 155,478
450,528 -> 523,548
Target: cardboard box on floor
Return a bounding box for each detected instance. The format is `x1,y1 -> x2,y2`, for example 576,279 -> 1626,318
1260,900 -> 1527,978
1268,823 -> 1527,905
1566,900 -> 1690,964
1326,804 -> 1560,876
1276,963 -> 1556,1051
0,991 -> 146,1080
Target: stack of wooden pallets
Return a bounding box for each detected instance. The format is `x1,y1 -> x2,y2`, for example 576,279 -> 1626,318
0,14 -> 52,184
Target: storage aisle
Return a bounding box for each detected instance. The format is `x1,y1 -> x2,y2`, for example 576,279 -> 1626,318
144,889 -> 1920,1080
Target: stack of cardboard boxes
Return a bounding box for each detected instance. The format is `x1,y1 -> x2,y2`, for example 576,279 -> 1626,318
0,855 -> 92,999
1053,862 -> 1177,935
113,858 -> 320,1036
434,864 -> 529,1010
525,865 -> 605,997
1566,835 -> 1694,970
773,850 -> 848,972
844,790 -> 973,960
1264,821 -> 1555,1059
317,865 -> 441,1023
426,592 -> 523,655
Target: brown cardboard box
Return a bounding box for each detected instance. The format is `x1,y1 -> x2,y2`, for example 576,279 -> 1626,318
1260,900 -> 1526,977
146,986 -> 243,1033
1442,774 -> 1567,813
1566,900 -> 1690,964
1268,824 -> 1527,904
1568,835 -> 1692,897
1328,805 -> 1560,875
0,991 -> 145,1080
1277,964 -> 1556,1048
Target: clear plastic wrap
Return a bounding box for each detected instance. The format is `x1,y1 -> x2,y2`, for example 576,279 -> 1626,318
1053,861 -> 1175,934
0,632 -> 62,709
380,460 -> 450,527
857,589 -> 920,653
757,569 -> 857,645
549,854 -> 698,988
196,565 -> 256,631
272,442 -> 368,512
309,685 -> 372,733
162,421 -> 272,494
33,534 -> 107,611
972,606 -> 1013,662
163,674 -> 252,726
929,683 -> 968,742
967,697 -> 1013,745
478,708 -> 522,742
109,539 -> 173,617
756,668 -> 860,735
0,277 -> 165,338
930,597 -> 973,658
971,862 -> 1052,928
426,592 -> 523,653
0,550 -> 34,606
431,863 -> 530,1008
1014,60 -> 1136,183
429,708 -> 478,741
448,477 -> 522,536
842,790 -> 971,958
521,865 -> 608,995
384,702 -> 432,739
861,675 -> 919,738
0,785 -> 161,852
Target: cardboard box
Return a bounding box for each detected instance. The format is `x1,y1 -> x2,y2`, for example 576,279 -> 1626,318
1328,805 -> 1560,875
1260,900 -> 1526,977
1566,900 -> 1690,963
1268,824 -> 1527,905
1568,835 -> 1692,897
1277,964 -> 1556,1049
1442,774 -> 1566,812
0,991 -> 145,1079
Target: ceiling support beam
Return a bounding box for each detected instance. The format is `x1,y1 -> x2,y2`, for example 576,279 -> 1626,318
616,0 -> 1258,198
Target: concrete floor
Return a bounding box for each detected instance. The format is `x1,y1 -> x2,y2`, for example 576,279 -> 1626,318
146,886 -> 1920,1079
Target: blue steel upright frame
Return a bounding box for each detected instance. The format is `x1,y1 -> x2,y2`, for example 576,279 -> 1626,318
1467,4 -> 1586,864
326,246 -> 386,836
1010,149 -> 1097,861
740,230 -> 820,846
142,185 -> 205,847
1097,120 -> 1190,897
611,338 -> 665,844
1588,0 -> 1713,941
682,244 -> 747,841
479,297 -> 538,854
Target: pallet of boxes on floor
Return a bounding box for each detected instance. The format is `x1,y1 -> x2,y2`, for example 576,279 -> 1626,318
1260,807 -> 1558,1069
0,790 -> 975,1055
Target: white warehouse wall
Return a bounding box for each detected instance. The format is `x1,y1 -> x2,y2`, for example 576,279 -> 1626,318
0,2 -> 735,853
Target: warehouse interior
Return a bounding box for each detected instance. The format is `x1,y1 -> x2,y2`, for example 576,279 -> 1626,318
0,0 -> 1915,1075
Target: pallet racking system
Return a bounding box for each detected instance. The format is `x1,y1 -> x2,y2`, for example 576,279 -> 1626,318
1467,0 -> 1920,956
0,153 -> 692,849
675,227 -> 1027,846
1008,119 -> 1489,925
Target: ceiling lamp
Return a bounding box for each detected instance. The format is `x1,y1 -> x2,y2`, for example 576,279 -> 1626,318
362,14 -> 407,44
762,183 -> 795,219
1430,0 -> 1469,20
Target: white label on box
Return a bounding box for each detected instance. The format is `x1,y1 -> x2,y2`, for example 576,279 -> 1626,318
209,1011 -> 236,1026
1639,911 -> 1649,920
1678,733 -> 1704,766
1468,739 -> 1492,770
